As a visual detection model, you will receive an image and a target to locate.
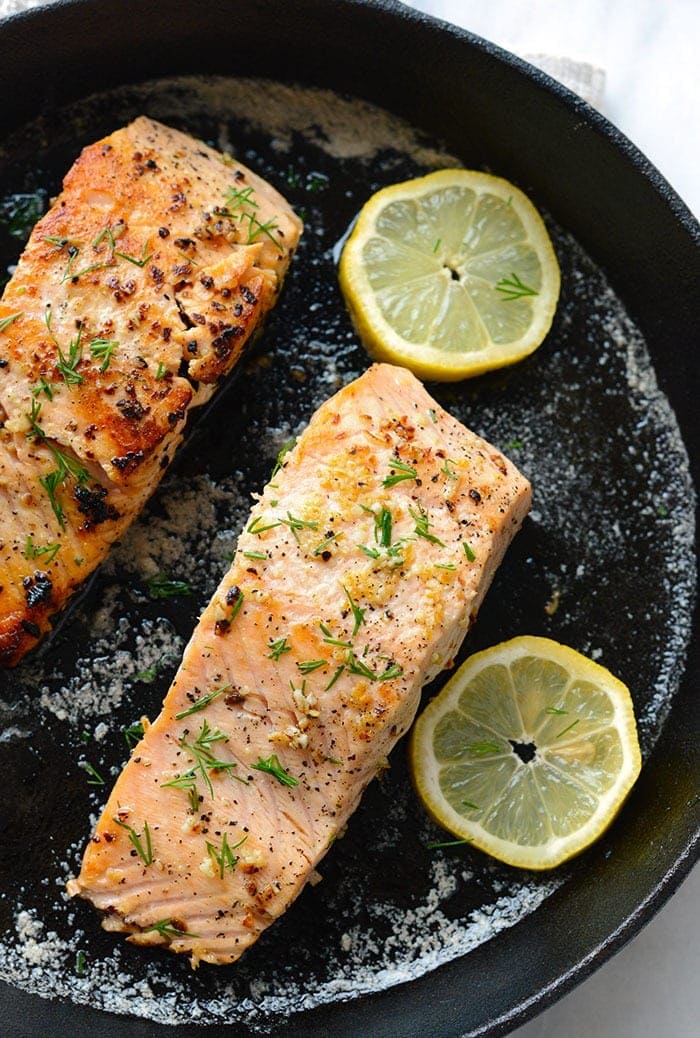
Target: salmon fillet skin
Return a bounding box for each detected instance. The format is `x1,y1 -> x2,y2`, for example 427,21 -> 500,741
0,116 -> 302,666
67,363 -> 531,967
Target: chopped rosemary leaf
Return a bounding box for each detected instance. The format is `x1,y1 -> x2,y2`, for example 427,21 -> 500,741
145,575 -> 191,599
555,718 -> 581,740
312,533 -> 338,556
81,761 -> 105,786
155,361 -> 167,380
23,535 -> 61,563
123,720 -> 146,749
75,949 -> 87,975
345,650 -> 377,681
179,719 -> 244,798
0,311 -> 22,333
247,515 -> 281,535
280,511 -> 319,542
319,622 -> 353,648
114,240 -> 153,267
86,337 -> 118,372
143,918 -> 198,940
495,271 -> 539,301
358,544 -> 380,559
297,659 -> 327,674
175,684 -> 230,720
382,457 -> 418,487
378,662 -> 404,681
161,768 -> 199,813
325,665 -> 345,690
441,458 -> 458,480
427,838 -> 472,849
428,408 -> 437,423
270,437 -> 296,478
27,399 -> 90,528
267,636 -> 292,661
31,377 -> 55,400
409,503 -> 445,546
435,563 -> 456,571
251,754 -> 298,787
206,832 -> 247,878
545,706 -> 567,716
113,817 -> 153,866
463,542 -> 476,562
242,550 -> 267,560
342,586 -> 365,636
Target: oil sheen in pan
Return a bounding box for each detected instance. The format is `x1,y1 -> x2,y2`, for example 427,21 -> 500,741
0,78 -> 694,1030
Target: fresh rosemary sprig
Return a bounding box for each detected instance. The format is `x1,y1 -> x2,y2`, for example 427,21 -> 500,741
251,753 -> 298,787
342,586 -> 365,636
0,311 -> 22,333
175,684 -> 230,720
89,337 -> 118,372
297,659 -> 327,674
27,399 -> 90,528
267,636 -> 292,661
122,719 -> 146,750
143,918 -> 197,940
23,535 -> 61,563
410,503 -> 445,546
113,817 -> 153,865
382,457 -> 417,487
145,575 -> 191,599
206,832 -> 248,878
81,761 -> 105,786
495,271 -> 539,301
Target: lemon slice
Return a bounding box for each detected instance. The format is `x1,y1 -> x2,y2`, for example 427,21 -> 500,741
339,169 -> 560,380
410,636 -> 641,869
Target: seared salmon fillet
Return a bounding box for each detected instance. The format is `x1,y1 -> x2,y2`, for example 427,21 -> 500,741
67,363 -> 531,966
0,116 -> 302,666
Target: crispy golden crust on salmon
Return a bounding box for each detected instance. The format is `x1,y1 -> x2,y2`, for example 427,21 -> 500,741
67,364 -> 531,966
0,116 -> 302,665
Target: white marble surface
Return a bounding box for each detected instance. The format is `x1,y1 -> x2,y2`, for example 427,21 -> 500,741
405,4 -> 699,1036
0,2 -> 695,1036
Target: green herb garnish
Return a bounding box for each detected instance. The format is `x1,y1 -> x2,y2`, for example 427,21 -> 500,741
145,575 -> 191,599
251,753 -> 298,787
297,659 -> 327,674
463,542 -> 476,562
89,338 -> 118,372
113,817 -> 153,866
495,272 -> 539,301
382,457 -> 417,487
342,586 -> 365,636
123,720 -> 146,749
555,718 -> 581,740
175,684 -> 230,720
206,832 -> 248,878
267,636 -> 292,661
23,535 -> 61,563
0,311 -> 22,333
81,762 -> 105,786
143,918 -> 197,940
410,503 -> 445,546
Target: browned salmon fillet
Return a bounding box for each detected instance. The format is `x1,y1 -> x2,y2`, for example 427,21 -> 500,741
67,363 -> 531,966
0,116 -> 302,666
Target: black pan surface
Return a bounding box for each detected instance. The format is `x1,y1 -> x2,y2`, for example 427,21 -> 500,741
0,2 -> 697,1037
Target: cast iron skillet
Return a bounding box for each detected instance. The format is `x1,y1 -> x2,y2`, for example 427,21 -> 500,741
0,1 -> 697,1036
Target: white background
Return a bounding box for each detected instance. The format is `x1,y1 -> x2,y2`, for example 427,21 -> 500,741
0,1 -> 696,1036
405,3 -> 698,1036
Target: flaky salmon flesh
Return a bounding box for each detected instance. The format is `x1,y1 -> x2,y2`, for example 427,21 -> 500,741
0,117 -> 302,666
67,363 -> 531,966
